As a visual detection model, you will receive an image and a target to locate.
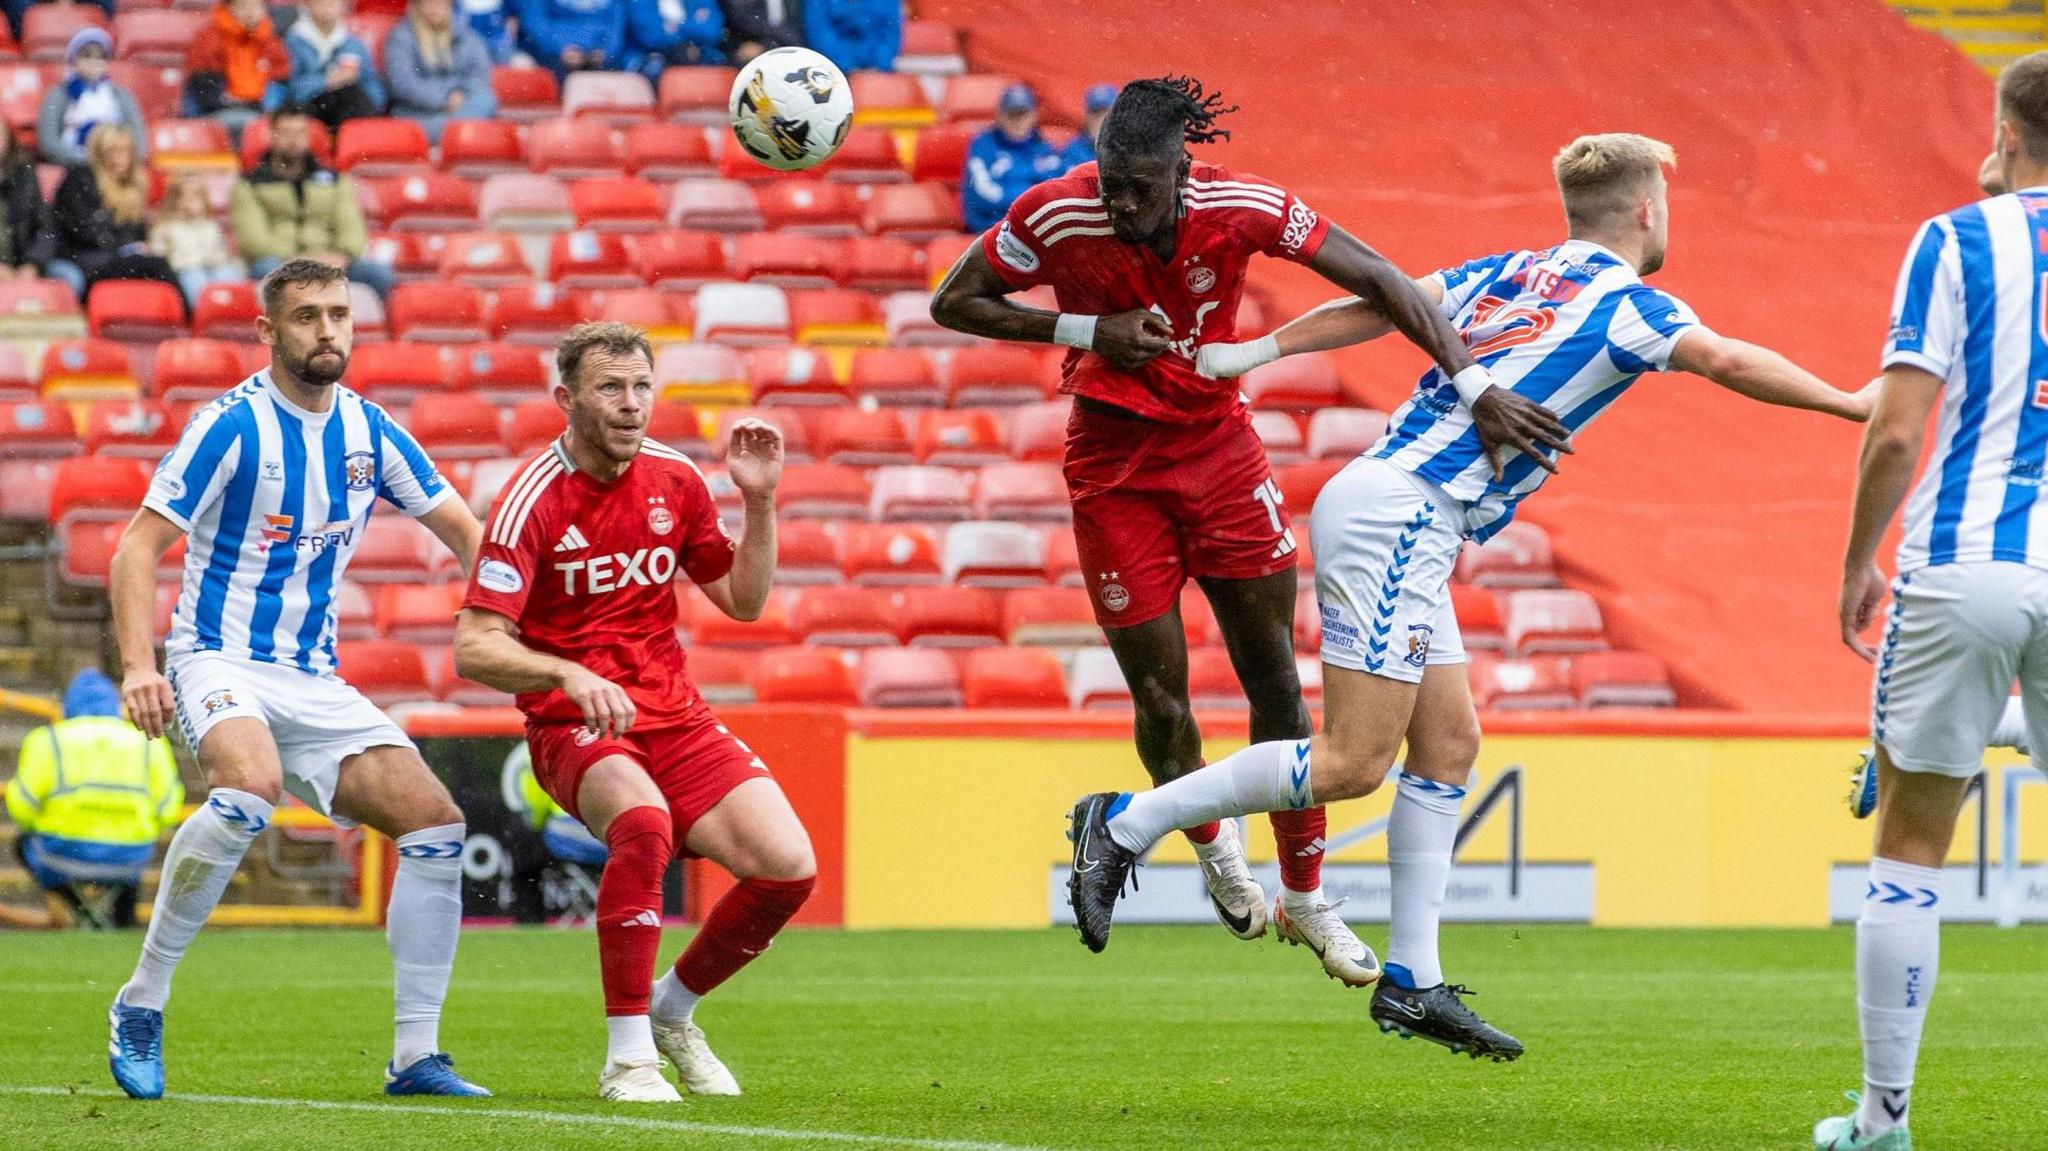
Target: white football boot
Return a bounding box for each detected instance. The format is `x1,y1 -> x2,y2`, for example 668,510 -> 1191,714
651,1017 -> 741,1096
598,1059 -> 683,1102
1274,895 -> 1382,987
1193,819 -> 1269,940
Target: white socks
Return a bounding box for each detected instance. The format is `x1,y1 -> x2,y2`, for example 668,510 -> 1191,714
1277,884 -> 1326,913
651,968 -> 701,1022
1107,739 -> 1313,853
120,788 -> 272,1011
607,1014 -> 659,1066
1385,772 -> 1466,989
388,823 -> 465,1069
1855,856 -> 1942,1136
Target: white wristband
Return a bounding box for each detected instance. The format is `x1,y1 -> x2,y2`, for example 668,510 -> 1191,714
1450,365 -> 1497,407
1053,313 -> 1098,351
1196,334 -> 1280,380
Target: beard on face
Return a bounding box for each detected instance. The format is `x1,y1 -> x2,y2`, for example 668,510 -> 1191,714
573,402 -> 642,463
285,341 -> 348,387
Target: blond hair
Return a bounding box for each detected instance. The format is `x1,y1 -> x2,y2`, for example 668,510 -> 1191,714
85,123 -> 145,226
1552,133 -> 1675,231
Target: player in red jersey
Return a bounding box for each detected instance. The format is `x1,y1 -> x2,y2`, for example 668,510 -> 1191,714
452,323 -> 809,1103
931,76 -> 1568,984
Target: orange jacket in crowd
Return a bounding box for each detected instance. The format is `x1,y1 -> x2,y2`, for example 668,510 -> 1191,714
186,5 -> 290,106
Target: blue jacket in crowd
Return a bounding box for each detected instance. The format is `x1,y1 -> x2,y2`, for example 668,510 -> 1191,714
627,0 -> 727,74
803,0 -> 901,73
461,0 -> 520,65
962,126 -> 1066,234
1060,133 -> 1096,172
516,0 -> 626,71
284,23 -> 387,112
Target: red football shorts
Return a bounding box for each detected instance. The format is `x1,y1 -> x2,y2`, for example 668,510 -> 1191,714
526,706 -> 770,856
1063,400 -> 1296,628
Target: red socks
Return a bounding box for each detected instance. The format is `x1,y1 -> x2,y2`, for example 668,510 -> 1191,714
1181,821 -> 1221,845
596,805 -> 672,1017
674,875 -> 814,996
1268,806 -> 1327,893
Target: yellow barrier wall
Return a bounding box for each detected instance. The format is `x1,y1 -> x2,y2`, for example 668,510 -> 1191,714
844,733 -> 2048,929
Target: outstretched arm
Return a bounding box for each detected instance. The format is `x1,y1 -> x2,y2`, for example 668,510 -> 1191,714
928,244 -> 1173,372
1837,365 -> 1942,662
696,420 -> 781,622
1197,281 -> 1440,379
1668,330 -> 1874,422
1305,226 -> 1476,381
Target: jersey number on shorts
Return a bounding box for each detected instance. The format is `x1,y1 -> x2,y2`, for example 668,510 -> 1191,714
1252,478 -> 1298,559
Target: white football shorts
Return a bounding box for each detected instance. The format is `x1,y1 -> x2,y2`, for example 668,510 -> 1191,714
1874,561 -> 2048,777
1309,457 -> 1467,684
166,651 -> 416,822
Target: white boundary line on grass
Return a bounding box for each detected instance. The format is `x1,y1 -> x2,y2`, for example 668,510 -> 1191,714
0,1086 -> 1063,1151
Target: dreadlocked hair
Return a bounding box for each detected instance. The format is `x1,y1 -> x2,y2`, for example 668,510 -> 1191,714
1097,75 -> 1237,159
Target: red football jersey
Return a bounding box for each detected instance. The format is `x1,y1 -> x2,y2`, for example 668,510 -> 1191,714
978,160 -> 1330,424
462,438 -> 736,729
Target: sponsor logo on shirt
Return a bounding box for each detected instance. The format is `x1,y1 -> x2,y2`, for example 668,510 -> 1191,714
477,558 -> 524,594
994,221 -> 1040,274
158,474 -> 185,501
259,513 -> 295,549
1279,200 -> 1318,254
1890,322 -> 1920,345
556,547 -> 679,595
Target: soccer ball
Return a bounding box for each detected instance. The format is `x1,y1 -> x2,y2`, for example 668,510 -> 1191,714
728,47 -> 855,172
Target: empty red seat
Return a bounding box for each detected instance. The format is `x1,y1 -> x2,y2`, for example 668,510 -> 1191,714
859,648 -> 962,707
819,127 -> 908,183
1457,520 -> 1558,588
335,118 -> 432,176
1008,400 -> 1068,462
870,464 -> 970,521
0,458 -> 58,523
152,338 -> 245,401
909,123 -> 972,184
684,587 -> 797,648
948,345 -> 1050,406
365,171 -> 479,231
744,347 -> 845,406
838,236 -> 925,292
1188,647 -> 1247,710
349,343 -> 457,402
0,277 -> 84,340
774,519 -> 840,585
776,464 -> 869,518
563,69 -> 656,121
388,282 -> 486,343
478,172 -> 574,232
408,394 -> 503,458
336,640 -> 435,706
635,229 -> 726,288
436,232 -> 530,287
942,521 -> 1044,586
1469,654 -> 1575,711
690,647 -> 755,705
81,400 -> 175,458
751,646 -> 856,705
114,9 -> 205,66
1243,352 -> 1343,410
546,230 -> 641,288
962,647 -> 1066,708
754,180 -> 861,235
1307,407 -> 1389,459
1275,459 -> 1344,513
915,409 -> 1004,465
1503,589 -> 1607,656
528,116 -> 625,177
40,338 -> 135,397
814,408 -> 910,465
1572,651 -> 1677,708
49,456 -> 149,525
1068,648 -> 1132,710
570,176 -> 665,232
653,342 -> 744,398
692,282 -> 790,344
375,583 -> 465,643
1451,583 -> 1506,652
974,462 -> 1068,521
940,74 -> 1017,123
897,586 -> 1003,647
839,523 -> 939,585
348,515 -> 438,582
864,183 -> 961,239
849,348 -> 941,407
486,282 -> 580,344
502,400 -> 564,455
440,120 -> 526,178
642,404 -> 703,454
615,121 -> 709,181
1002,585 -> 1098,646
658,66 -> 737,122
23,5 -> 107,64
57,520 -> 124,586
0,400 -> 78,458
87,279 -> 185,341
791,585 -> 897,646
491,66 -> 560,122
789,289 -> 884,346
849,69 -> 932,128
189,282 -> 259,340
1252,410 -> 1306,466
897,19 -> 966,75
667,178 -> 763,231
731,232 -> 842,288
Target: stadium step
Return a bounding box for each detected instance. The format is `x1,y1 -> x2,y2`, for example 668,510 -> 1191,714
1889,0 -> 2048,72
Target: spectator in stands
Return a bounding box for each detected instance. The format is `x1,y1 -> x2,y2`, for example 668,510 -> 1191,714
1059,83 -> 1117,171
230,106 -> 393,299
186,0 -> 292,142
4,669 -> 183,930
47,124 -> 184,304
624,0 -> 724,78
962,84 -> 1064,234
515,0 -> 624,80
3,1 -> 114,44
461,0 -> 521,65
386,0 -> 500,145
37,28 -> 150,170
284,0 -> 390,133
151,175 -> 246,311
0,123 -> 52,282
722,0 -> 804,65
802,0 -> 898,73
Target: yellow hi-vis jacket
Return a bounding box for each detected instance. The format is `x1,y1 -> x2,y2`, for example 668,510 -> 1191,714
4,716 -> 182,846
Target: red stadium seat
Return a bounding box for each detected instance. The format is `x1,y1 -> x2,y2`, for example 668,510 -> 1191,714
349,343 -> 458,402
1188,647 -> 1247,710
711,406 -> 794,461
751,646 -> 856,705
80,400 -> 175,458
897,586 -> 1003,647
882,289 -> 966,346
328,580 -> 376,640
1456,520 -> 1558,588
870,464 -> 970,521
973,462 -> 1068,522
1503,589 -> 1607,656
478,173 -> 574,232
622,121 -> 714,181
0,277 -> 84,341
1274,459 -> 1344,514
653,342 -> 744,400
0,400 -> 78,458
776,464 -> 869,519
115,9 -> 207,66
490,66 -> 560,123
1469,653 -> 1575,711
859,648 -> 962,707
1044,527 -> 1083,586
335,640 -> 435,706
1293,586 -> 1320,654
49,456 -> 149,525
435,232 -> 530,287
791,585 -> 897,646
896,20 -> 965,76
0,342 -> 31,400
1007,400 -> 1069,463
909,123 -> 972,184
238,115 -> 334,172
947,346 -> 1050,407
367,231 -> 438,284
375,583 -> 465,644
23,4 -> 108,63
943,521 -> 1045,587
149,117 -> 234,169
690,647 -> 755,705
1251,410 -> 1306,466
754,180 -> 861,235
152,338 -> 244,401
1067,648 -> 1132,710
562,70 -> 656,122
1003,585 -> 1098,646
40,338 -> 136,398
1451,583 -> 1506,652
962,647 -> 1066,708
86,279 -> 185,342
789,289 -> 884,346
693,282 -> 790,345
440,120 -> 526,178
502,400 -> 563,455
914,409 -> 1004,465
848,348 -> 941,407
839,523 -> 939,585
388,283 -> 487,343
864,183 -> 962,240
335,118 -> 432,176
455,344 -> 549,402
347,515 -> 438,583
1307,407 -> 1388,459
583,286 -> 694,341
819,127 -> 908,183
729,232 -> 841,289
657,66 -> 736,123
850,70 -> 932,128
0,457 -> 58,523
744,346 -> 846,406
486,282 -> 580,345
667,178 -> 763,231
546,230 -> 641,289
939,74 -> 1018,123
814,408 -> 911,465
408,394 -> 504,459
1243,352 -> 1344,411
837,236 -> 925,292
635,229 -> 727,289
364,172 -> 479,231
527,117 -> 625,178
775,519 -> 840,585
1573,651 -> 1678,708
189,282 -> 259,341
684,587 -> 797,648
56,519 -> 121,586
1179,587 -> 1221,648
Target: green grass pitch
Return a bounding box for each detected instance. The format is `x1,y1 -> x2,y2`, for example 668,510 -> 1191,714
2,924 -> 2043,1150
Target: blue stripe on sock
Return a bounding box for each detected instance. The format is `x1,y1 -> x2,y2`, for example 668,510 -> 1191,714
1104,793 -> 1131,821
1384,963 -> 1418,990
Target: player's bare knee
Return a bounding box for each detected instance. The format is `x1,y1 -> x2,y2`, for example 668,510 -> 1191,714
754,839 -> 817,883
1315,734 -> 1401,803
202,757 -> 283,805
1410,723 -> 1481,781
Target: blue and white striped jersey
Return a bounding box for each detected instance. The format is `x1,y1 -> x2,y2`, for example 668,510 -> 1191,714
1369,240 -> 1703,540
1885,190 -> 2048,574
143,371 -> 452,675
